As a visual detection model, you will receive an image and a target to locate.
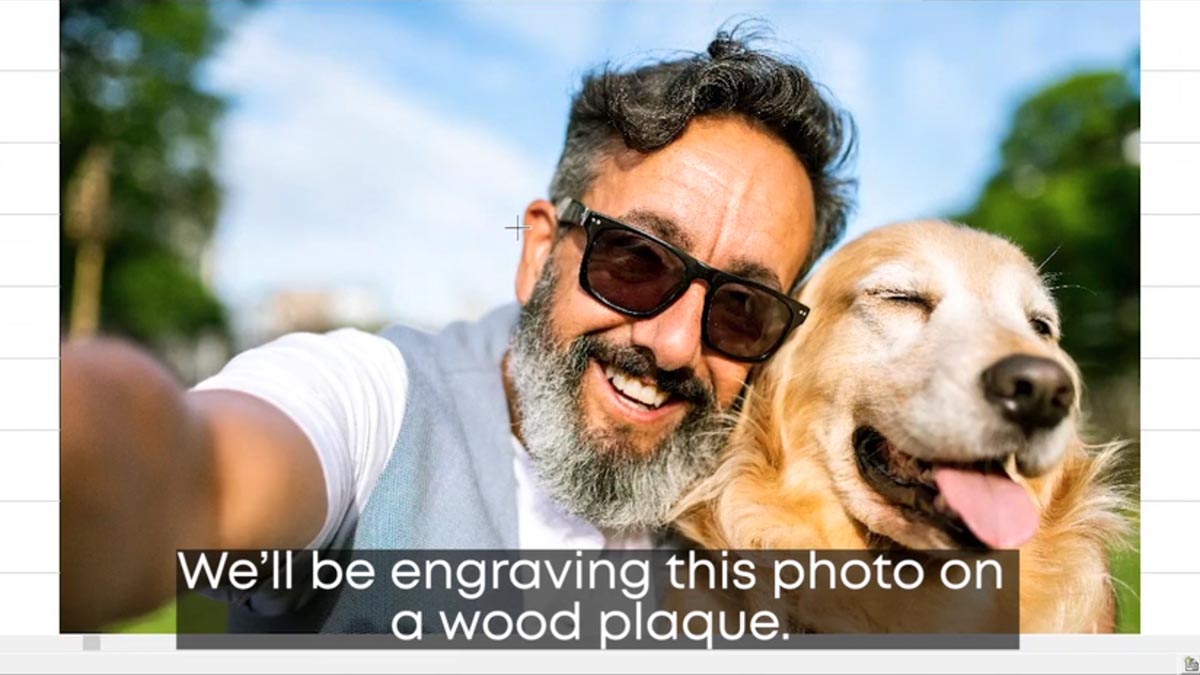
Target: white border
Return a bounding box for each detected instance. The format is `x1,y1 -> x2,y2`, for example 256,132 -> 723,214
0,0 -> 60,638
1139,0 -> 1200,646
0,0 -> 1197,671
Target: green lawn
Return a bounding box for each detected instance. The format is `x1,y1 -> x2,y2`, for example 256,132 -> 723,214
1111,522 -> 1141,633
111,602 -> 177,633
111,593 -> 226,634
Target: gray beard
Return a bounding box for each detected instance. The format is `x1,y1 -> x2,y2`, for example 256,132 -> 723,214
507,264 -> 735,533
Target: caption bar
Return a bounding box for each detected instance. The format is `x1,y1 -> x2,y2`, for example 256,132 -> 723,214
176,549 -> 1019,649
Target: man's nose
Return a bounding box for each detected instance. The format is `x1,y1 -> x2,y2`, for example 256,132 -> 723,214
630,284 -> 706,372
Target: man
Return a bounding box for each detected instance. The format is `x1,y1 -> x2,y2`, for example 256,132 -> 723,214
60,29 -> 855,631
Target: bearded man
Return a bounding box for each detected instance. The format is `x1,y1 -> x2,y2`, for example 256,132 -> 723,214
60,28 -> 855,632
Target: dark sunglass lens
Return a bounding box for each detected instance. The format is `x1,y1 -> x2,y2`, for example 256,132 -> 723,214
708,282 -> 793,358
586,228 -> 687,313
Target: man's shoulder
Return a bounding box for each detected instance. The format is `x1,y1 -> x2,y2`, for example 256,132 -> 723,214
377,303 -> 519,375
196,327 -> 404,393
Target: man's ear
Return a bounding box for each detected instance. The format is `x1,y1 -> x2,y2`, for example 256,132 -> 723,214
515,199 -> 559,306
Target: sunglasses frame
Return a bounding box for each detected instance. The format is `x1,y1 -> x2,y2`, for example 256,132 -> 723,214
555,198 -> 810,363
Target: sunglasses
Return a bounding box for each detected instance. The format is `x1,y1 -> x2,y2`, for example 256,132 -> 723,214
556,198 -> 809,362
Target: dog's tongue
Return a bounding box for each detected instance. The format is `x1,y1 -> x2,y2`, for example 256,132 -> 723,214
933,466 -> 1039,549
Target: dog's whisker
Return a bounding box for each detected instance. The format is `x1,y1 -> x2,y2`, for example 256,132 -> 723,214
1046,282 -> 1098,297
1035,245 -> 1062,274
1107,574 -> 1140,600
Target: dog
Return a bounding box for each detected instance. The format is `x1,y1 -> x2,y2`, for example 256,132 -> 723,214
673,220 -> 1130,633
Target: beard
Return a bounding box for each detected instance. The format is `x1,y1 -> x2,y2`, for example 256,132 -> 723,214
508,262 -> 736,532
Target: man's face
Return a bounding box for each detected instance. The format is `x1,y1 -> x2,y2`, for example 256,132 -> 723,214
510,115 -> 817,529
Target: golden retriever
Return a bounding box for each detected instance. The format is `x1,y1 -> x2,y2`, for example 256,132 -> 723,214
673,220 -> 1130,633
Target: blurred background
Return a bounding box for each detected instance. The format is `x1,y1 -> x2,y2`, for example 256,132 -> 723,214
59,0 -> 1140,631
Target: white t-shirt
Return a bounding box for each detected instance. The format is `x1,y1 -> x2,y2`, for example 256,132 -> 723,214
193,328 -> 652,554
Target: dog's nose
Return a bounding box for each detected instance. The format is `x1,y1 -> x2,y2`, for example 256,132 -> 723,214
981,355 -> 1074,432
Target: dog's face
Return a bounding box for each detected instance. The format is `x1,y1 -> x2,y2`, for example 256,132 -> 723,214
770,221 -> 1079,550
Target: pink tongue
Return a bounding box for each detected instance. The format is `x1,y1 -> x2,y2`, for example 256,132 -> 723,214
933,466 -> 1039,549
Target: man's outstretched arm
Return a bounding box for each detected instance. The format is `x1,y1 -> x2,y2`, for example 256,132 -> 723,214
60,339 -> 326,631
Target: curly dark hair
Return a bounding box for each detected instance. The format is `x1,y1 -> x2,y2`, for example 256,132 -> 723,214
549,25 -> 857,284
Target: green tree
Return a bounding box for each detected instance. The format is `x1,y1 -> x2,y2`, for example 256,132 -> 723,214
954,68 -> 1140,441
60,1 -> 247,349
953,64 -> 1141,634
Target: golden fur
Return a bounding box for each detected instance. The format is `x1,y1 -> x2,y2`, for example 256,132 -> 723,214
673,221 -> 1131,633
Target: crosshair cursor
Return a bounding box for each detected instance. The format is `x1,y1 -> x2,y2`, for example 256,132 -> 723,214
504,214 -> 530,241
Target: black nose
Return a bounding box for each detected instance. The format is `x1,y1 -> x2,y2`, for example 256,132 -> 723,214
981,355 -> 1075,433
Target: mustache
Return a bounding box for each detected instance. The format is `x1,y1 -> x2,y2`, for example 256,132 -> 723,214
575,335 -> 715,408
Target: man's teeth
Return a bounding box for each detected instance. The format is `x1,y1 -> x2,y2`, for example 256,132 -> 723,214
604,365 -> 670,409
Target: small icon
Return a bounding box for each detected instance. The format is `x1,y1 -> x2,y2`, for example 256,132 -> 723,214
505,214 -> 530,241
1184,655 -> 1198,672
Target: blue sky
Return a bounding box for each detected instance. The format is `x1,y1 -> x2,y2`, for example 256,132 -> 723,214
202,0 -> 1138,332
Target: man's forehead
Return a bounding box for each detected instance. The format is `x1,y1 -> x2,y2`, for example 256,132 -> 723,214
584,117 -> 818,291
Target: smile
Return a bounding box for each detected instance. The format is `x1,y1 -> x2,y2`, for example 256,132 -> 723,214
603,363 -> 671,409
852,427 -> 1040,550
586,359 -> 687,431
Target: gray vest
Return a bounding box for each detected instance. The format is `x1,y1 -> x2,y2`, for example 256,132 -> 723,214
226,304 -> 523,633
349,303 -> 523,551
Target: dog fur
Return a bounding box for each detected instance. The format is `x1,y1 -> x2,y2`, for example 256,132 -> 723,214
673,220 -> 1131,633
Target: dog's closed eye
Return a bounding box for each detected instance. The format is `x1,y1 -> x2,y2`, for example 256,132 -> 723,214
867,288 -> 936,313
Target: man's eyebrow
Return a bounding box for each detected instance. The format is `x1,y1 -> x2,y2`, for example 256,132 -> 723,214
621,209 -> 694,251
727,260 -> 783,291
618,209 -> 784,291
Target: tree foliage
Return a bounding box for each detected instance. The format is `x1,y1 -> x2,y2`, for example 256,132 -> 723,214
954,68 -> 1140,436
60,1 -> 244,345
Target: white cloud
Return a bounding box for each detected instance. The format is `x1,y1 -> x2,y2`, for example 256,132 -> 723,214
197,0 -> 1138,335
206,12 -> 547,330
452,1 -> 607,64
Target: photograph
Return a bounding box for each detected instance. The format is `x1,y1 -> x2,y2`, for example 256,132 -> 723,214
56,0 -> 1140,638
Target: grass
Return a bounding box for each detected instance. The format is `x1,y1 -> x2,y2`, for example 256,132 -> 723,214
111,593 -> 227,634
1110,522 -> 1141,633
111,602 -> 177,633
